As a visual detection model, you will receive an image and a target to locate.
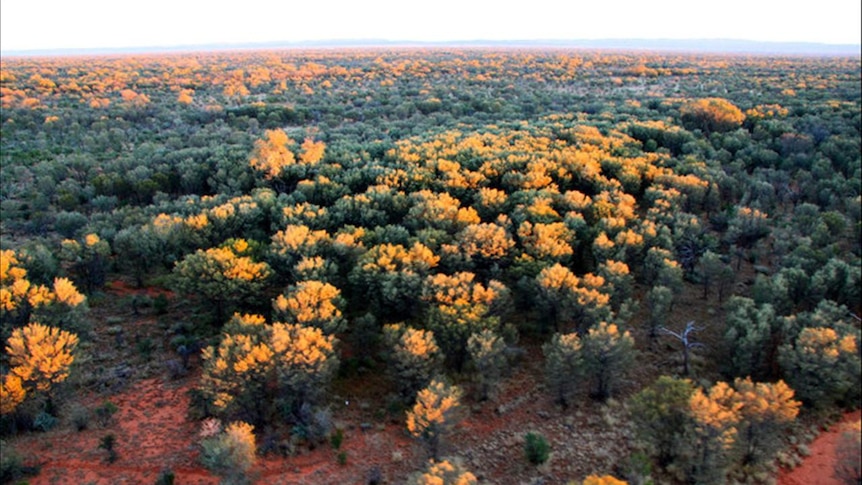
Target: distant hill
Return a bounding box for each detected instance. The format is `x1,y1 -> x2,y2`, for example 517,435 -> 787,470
3,38 -> 860,57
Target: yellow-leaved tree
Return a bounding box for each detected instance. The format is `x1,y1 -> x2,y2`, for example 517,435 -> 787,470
172,240 -> 272,322
687,382 -> 743,484
580,475 -> 628,485
732,377 -> 800,466
406,379 -> 463,459
2,322 -> 79,415
383,324 -> 443,401
1,249 -> 87,338
408,458 -> 477,485
249,129 -> 296,180
680,97 -> 745,134
421,271 -> 509,370
272,280 -> 345,334
535,263 -> 611,334
199,314 -> 338,428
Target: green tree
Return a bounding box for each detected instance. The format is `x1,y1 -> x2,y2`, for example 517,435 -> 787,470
629,376 -> 696,468
646,285 -> 673,339
349,242 -> 439,321
722,297 -> 779,380
696,250 -> 733,302
59,233 -> 110,294
466,329 -> 507,401
543,332 -> 582,408
580,322 -> 635,400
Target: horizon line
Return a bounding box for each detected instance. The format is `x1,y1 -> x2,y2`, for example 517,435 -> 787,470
3,37 -> 861,58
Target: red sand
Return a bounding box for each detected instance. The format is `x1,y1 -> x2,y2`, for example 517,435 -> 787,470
778,410 -> 861,485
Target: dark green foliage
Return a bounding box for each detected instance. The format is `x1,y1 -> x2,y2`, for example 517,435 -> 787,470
722,297 -> 780,380
330,428 -> 344,450
524,432 -> 550,465
0,441 -> 39,484
33,411 -> 58,432
99,433 -> 118,463
156,468 -> 176,485
95,401 -> 118,427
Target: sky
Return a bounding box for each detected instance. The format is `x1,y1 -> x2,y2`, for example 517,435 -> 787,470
2,0 -> 861,53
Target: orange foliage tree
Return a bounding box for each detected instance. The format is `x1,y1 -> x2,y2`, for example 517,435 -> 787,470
535,263 -> 611,333
2,322 -> 79,414
199,313 -> 338,426
408,458 -> 477,485
421,271 -> 508,369
1,249 -> 87,337
383,323 -> 444,400
680,97 -> 745,134
172,239 -> 272,322
272,280 -> 345,334
406,379 -> 464,459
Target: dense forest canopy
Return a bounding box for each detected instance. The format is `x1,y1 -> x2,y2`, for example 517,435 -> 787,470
0,48 -> 860,484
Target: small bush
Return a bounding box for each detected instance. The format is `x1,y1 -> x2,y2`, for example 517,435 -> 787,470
99,433 -> 118,463
156,468 -> 175,485
337,450 -> 348,465
95,400 -> 118,427
330,428 -> 344,450
136,337 -> 156,359
0,440 -> 39,483
524,432 -> 550,465
33,411 -> 59,432
835,420 -> 861,485
69,404 -> 90,431
201,421 -> 256,483
153,294 -> 170,315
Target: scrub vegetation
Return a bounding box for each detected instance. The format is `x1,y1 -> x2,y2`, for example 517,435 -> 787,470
0,47 -> 859,483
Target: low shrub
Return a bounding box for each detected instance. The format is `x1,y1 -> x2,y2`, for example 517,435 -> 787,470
524,432 -> 550,465
200,421 -> 256,484
33,411 -> 58,432
99,433 -> 118,463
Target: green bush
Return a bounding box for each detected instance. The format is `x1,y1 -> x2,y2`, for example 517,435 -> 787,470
99,433 -> 118,463
201,421 -> 257,484
330,428 -> 344,450
156,468 -> 175,485
524,432 -> 550,465
0,440 -> 39,483
95,401 -> 118,427
33,411 -> 58,432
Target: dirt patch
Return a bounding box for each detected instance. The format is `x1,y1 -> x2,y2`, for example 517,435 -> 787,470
13,377 -> 214,485
778,410 -> 862,485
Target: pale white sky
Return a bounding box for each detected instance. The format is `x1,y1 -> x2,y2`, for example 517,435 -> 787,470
1,0 -> 860,52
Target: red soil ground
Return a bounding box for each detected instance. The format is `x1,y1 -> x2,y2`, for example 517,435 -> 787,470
777,410 -> 861,485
